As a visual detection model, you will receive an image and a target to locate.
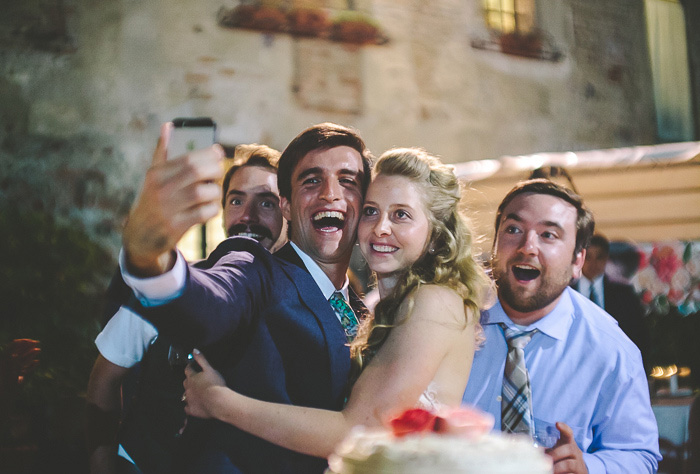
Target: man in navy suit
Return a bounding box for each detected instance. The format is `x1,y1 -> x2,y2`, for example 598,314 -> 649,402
119,122 -> 372,473
573,233 -> 650,370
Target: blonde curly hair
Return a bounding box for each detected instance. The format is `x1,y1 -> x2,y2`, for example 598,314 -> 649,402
349,148 -> 492,379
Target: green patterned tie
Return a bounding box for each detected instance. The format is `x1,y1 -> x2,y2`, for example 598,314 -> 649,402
329,291 -> 359,341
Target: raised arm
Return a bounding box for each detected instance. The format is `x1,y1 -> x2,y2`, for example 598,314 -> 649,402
183,285 -> 476,458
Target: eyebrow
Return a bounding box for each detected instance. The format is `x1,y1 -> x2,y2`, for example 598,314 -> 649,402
296,167 -> 362,183
503,213 -> 565,232
226,190 -> 280,201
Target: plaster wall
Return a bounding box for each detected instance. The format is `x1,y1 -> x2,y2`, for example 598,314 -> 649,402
0,0 -> 658,254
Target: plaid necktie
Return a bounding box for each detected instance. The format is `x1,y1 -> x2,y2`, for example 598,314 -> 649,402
329,291 -> 359,342
500,323 -> 537,437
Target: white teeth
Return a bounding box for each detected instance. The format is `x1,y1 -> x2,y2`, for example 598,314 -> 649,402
235,232 -> 263,240
372,244 -> 396,253
514,264 -> 536,270
313,211 -> 344,221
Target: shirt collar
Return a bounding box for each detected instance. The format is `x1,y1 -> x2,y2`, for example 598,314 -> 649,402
580,274 -> 604,288
289,241 -> 350,300
481,287 -> 576,341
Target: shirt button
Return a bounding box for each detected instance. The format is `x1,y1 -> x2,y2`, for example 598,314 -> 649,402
496,395 -> 502,402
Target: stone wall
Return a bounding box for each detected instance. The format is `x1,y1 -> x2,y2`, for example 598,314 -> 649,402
0,0 -> 673,257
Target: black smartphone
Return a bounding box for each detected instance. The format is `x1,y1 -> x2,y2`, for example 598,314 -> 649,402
168,117 -> 217,160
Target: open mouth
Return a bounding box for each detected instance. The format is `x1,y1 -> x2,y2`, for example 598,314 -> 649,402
232,231 -> 264,241
312,211 -> 345,232
512,264 -> 541,282
370,243 -> 397,254
227,224 -> 273,242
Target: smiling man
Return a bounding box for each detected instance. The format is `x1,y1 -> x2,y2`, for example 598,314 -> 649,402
462,179 -> 660,474
221,145 -> 285,251
117,122 -> 372,474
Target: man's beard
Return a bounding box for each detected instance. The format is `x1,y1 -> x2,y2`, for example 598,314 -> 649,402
226,223 -> 274,242
493,257 -> 574,314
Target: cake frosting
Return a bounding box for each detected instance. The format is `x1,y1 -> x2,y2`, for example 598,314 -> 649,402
327,408 -> 553,474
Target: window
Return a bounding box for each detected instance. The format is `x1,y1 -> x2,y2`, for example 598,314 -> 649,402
483,0 -> 535,34
644,0 -> 695,141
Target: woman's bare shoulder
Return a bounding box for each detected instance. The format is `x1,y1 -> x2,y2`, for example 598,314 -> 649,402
404,284 -> 466,325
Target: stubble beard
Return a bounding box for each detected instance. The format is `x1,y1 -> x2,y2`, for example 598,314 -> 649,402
493,256 -> 574,315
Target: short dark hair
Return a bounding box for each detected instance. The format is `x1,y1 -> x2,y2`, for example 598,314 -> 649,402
494,179 -> 595,257
588,233 -> 610,255
277,123 -> 372,200
221,144 -> 281,208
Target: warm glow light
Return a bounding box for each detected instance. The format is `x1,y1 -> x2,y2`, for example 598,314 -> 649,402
454,159 -> 501,181
650,365 -> 683,379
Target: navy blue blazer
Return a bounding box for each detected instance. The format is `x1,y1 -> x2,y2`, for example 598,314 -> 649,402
130,238 -> 363,474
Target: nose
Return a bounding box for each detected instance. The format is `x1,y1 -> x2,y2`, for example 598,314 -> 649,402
239,202 -> 259,223
373,214 -> 391,236
319,178 -> 341,202
518,230 -> 538,255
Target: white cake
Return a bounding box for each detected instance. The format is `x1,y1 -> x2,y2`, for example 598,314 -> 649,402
327,408 -> 553,474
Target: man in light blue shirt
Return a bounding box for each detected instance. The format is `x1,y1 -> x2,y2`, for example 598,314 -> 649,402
463,179 -> 661,473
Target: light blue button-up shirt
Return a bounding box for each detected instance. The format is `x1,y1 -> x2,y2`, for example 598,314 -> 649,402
463,287 -> 661,473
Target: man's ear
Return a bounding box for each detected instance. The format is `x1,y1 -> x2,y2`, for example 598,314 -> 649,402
281,196 -> 292,222
572,248 -> 586,280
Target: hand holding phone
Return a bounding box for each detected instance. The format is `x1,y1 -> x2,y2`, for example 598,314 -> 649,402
121,120 -> 223,276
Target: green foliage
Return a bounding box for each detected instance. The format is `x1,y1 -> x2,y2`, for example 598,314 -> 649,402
331,10 -> 379,28
0,205 -> 114,408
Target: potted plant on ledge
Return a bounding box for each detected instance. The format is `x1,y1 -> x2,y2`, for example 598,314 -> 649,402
329,11 -> 387,45
498,30 -> 543,59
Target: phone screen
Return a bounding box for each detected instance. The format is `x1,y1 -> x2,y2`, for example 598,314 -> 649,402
167,117 -> 217,160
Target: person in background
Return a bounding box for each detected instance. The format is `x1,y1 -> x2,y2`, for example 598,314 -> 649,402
117,122 -> 371,474
180,147 -> 492,460
572,233 -> 650,371
85,144 -> 285,474
462,179 -> 660,473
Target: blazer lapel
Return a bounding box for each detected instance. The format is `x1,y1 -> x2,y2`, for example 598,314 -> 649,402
275,244 -> 351,404
274,243 -> 308,271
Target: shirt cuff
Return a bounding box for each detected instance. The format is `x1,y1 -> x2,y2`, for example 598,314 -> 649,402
119,248 -> 186,306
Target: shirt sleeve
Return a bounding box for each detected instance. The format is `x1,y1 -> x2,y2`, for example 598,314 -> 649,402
95,306 -> 159,368
119,248 -> 187,306
582,352 -> 661,473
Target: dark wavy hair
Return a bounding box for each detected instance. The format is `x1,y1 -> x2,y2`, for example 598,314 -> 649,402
277,123 -> 373,200
221,144 -> 281,208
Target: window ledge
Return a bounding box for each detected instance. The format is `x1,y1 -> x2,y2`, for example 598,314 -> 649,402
217,6 -> 389,46
470,34 -> 563,62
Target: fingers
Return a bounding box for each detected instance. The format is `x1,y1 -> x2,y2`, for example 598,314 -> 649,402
153,122 -> 172,165
184,364 -> 195,378
191,349 -> 212,372
545,422 -> 586,474
122,141 -> 223,275
555,422 -> 574,443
